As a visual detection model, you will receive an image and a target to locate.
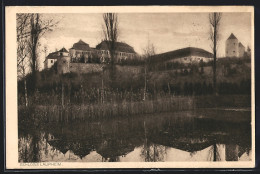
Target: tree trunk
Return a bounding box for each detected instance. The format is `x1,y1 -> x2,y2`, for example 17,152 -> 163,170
24,78 -> 28,107
61,82 -> 64,108
101,70 -> 104,104
213,143 -> 217,161
144,64 -> 147,101
110,54 -> 116,87
213,23 -> 217,95
168,82 -> 171,96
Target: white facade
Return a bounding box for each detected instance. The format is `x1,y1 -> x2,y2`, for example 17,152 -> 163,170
97,50 -> 136,62
225,33 -> 246,58
226,38 -> 239,57
69,48 -> 92,59
44,59 -> 57,69
169,56 -> 213,64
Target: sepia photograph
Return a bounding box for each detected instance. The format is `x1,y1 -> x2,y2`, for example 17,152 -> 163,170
5,6 -> 254,169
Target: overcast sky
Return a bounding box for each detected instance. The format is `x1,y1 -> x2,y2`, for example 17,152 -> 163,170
40,12 -> 251,68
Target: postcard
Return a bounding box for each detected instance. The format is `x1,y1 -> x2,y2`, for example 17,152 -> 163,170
5,6 -> 255,169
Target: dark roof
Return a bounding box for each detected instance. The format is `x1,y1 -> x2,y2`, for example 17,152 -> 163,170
150,47 -> 213,63
96,41 -> 136,53
71,39 -> 91,51
59,47 -> 68,53
46,51 -> 59,59
227,33 -> 238,40
46,48 -> 69,59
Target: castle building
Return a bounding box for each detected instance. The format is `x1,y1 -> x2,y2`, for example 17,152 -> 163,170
238,42 -> 245,57
57,48 -> 70,74
150,47 -> 213,64
44,47 -> 70,74
95,41 -> 137,63
44,39 -> 138,73
44,51 -> 59,69
225,33 -> 246,58
69,40 -> 94,63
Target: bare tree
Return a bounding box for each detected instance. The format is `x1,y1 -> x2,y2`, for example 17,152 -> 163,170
24,14 -> 58,93
209,12 -> 222,95
17,14 -> 31,106
142,37 -> 156,101
103,13 -> 119,83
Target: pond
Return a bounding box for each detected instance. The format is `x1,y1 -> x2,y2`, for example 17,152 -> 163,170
18,108 -> 251,162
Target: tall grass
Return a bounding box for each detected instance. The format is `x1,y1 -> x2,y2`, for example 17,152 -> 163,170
18,95 -> 250,123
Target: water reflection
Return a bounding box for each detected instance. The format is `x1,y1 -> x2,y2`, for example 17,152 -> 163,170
18,109 -> 251,162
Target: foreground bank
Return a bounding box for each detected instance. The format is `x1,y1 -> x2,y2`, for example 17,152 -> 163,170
18,95 -> 250,123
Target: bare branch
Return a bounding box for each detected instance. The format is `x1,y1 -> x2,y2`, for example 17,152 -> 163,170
102,13 -> 119,82
208,12 -> 222,95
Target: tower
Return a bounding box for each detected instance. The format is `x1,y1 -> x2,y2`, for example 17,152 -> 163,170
225,33 -> 239,57
238,42 -> 245,57
57,47 -> 70,74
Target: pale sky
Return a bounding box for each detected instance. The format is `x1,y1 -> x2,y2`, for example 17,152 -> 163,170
39,12 -> 251,69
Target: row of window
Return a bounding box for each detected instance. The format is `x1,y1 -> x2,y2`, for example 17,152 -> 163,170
183,57 -> 204,61
72,50 -> 135,57
75,51 -> 91,55
97,50 -> 134,57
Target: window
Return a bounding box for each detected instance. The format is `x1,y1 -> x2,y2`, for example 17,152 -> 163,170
233,51 -> 235,53
51,60 -> 53,63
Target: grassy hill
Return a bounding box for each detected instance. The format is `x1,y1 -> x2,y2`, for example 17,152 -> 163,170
18,57 -> 251,105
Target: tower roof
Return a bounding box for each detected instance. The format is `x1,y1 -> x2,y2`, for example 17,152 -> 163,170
71,39 -> 91,51
149,47 -> 213,63
59,47 -> 69,53
227,33 -> 238,40
96,40 -> 136,53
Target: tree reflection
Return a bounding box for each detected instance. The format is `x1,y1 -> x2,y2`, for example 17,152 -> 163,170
207,142 -> 221,161
141,120 -> 167,162
18,110 -> 251,162
18,130 -> 41,162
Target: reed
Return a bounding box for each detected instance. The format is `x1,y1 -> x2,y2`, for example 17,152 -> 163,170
18,96 -> 195,122
18,95 -> 250,123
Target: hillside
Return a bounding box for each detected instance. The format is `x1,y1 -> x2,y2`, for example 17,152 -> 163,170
18,57 -> 251,99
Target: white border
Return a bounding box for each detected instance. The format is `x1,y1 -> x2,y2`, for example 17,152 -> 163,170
5,6 -> 255,169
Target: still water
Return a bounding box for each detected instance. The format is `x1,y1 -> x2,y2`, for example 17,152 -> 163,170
18,108 -> 251,162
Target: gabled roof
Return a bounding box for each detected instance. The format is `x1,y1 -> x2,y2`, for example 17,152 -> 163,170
149,47 -> 213,63
46,48 -> 69,59
46,51 -> 59,59
227,33 -> 238,40
59,47 -> 68,53
96,40 -> 136,53
71,39 -> 91,51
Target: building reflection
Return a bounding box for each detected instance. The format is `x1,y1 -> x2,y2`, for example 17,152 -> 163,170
18,110 -> 251,162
